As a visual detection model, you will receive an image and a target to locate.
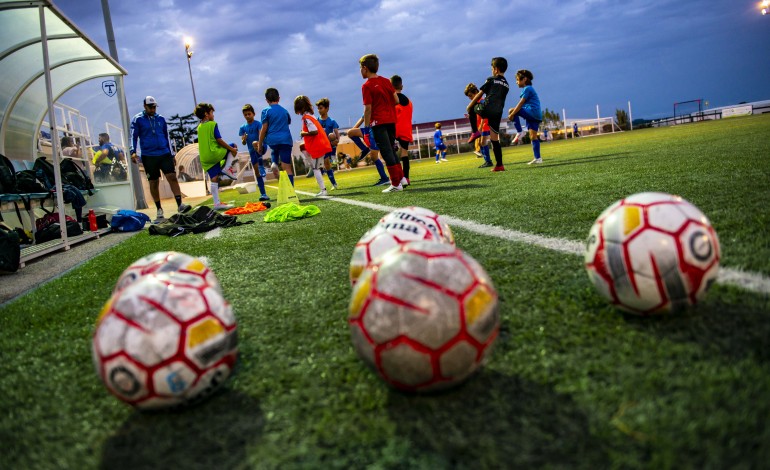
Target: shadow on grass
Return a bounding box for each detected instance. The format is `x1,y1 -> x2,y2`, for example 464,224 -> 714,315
406,184 -> 487,193
520,152 -> 635,168
620,291 -> 770,363
386,370 -> 612,467
99,389 -> 263,470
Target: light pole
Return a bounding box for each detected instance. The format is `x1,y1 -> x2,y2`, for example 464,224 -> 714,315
184,37 -> 197,110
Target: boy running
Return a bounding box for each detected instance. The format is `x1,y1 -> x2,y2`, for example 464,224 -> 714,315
195,102 -> 237,210
315,97 -> 340,190
433,123 -> 447,163
256,88 -> 295,185
238,104 -> 270,201
466,57 -> 510,172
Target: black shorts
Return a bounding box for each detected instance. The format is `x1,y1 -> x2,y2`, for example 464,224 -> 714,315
142,154 -> 175,180
372,124 -> 398,166
486,112 -> 503,135
396,138 -> 411,150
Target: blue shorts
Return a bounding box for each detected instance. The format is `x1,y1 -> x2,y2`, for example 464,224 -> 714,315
206,161 -> 223,179
435,143 -> 446,151
271,144 -> 293,165
481,131 -> 491,137
363,128 -> 379,151
515,108 -> 541,132
249,145 -> 268,165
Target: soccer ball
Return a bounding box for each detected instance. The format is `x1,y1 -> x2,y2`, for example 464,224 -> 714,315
93,271 -> 238,410
584,192 -> 720,314
378,206 -> 455,244
349,220 -> 438,286
114,251 -> 220,293
349,241 -> 499,392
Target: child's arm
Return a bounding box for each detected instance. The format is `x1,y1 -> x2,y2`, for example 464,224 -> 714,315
239,127 -> 247,145
363,105 -> 372,128
257,122 -> 268,153
216,138 -> 238,156
352,116 -> 364,128
300,117 -> 318,137
466,91 -> 484,112
508,97 -> 526,120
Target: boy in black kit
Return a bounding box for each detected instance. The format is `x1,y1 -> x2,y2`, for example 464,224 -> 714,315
466,57 -> 510,172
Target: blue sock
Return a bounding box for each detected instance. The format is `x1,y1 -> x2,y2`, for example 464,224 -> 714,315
482,145 -> 491,163
532,140 -> 541,159
435,152 -> 440,162
374,159 -> 387,180
442,151 -> 446,159
351,135 -> 368,152
256,175 -> 266,196
512,116 -> 523,133
288,174 -> 294,186
326,168 -> 337,186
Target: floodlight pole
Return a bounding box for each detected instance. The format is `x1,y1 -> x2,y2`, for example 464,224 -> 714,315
628,101 -> 633,131
184,41 -> 198,111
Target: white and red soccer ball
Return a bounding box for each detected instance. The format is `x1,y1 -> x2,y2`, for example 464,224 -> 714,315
349,207 -> 455,286
93,270 -> 237,410
114,251 -> 220,293
349,241 -> 499,392
584,192 -> 720,315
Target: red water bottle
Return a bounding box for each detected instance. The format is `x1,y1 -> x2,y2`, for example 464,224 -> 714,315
88,209 -> 97,232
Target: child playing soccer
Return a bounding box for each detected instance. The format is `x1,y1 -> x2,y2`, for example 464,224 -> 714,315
238,104 -> 270,201
508,69 -> 544,165
315,98 -> 340,190
348,116 -> 389,186
359,53 -> 405,192
433,123 -> 447,163
256,88 -> 295,185
195,102 -> 237,210
294,95 -> 332,196
466,57 -> 510,172
391,74 -> 413,185
464,83 -> 493,168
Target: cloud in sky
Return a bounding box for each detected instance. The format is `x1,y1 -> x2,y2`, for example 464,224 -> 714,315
53,0 -> 770,144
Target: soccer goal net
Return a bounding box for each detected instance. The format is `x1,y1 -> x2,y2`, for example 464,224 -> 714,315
568,117 -> 623,137
673,99 -> 704,124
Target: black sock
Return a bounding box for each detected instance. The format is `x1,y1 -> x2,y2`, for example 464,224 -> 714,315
155,200 -> 162,210
491,140 -> 503,166
468,109 -> 479,133
175,195 -> 182,207
401,157 -> 410,179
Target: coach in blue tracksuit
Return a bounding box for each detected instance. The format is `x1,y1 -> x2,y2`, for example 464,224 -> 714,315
130,95 -> 189,223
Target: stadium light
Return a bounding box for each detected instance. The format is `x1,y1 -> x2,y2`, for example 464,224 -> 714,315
183,37 -> 197,110
762,0 -> 769,15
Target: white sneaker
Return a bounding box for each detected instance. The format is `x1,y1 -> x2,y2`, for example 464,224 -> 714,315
213,203 -> 233,211
222,166 -> 237,179
153,208 -> 165,223
435,160 -> 440,164
512,133 -> 522,145
330,185 -> 338,191
474,151 -> 483,158
528,158 -> 543,165
315,189 -> 327,197
382,184 -> 403,193
399,177 -> 409,187
440,158 -> 448,162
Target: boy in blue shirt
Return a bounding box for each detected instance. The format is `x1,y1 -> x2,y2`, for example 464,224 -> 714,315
508,69 -> 543,164
256,88 -> 295,186
238,104 -> 269,201
433,123 -> 447,163
315,97 -> 340,190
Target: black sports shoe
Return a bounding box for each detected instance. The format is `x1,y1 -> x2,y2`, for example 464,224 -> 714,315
372,178 -> 389,186
478,161 -> 494,168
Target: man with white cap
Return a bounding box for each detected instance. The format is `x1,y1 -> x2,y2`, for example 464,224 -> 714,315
130,96 -> 190,223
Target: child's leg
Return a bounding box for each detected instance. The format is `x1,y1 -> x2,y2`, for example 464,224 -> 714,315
324,155 -> 338,187
435,148 -> 440,162
525,116 -> 542,162
372,124 -> 402,186
481,135 -> 492,164
467,108 -> 479,134
400,146 -> 410,179
210,176 -> 221,206
491,131 -> 503,167
348,128 -> 370,154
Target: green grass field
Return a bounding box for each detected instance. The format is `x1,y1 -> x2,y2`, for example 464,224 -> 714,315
2,115 -> 769,469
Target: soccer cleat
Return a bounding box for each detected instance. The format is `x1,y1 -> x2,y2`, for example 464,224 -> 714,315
223,165 -> 238,179
440,158 -> 448,162
315,189 -> 328,197
435,160 -> 441,164
213,203 -> 233,211
330,184 -> 338,191
467,131 -> 481,143
177,203 -> 191,214
259,194 -> 270,201
479,161 -> 494,168
373,178 -> 389,186
474,151 -> 483,158
382,184 -> 403,193
528,158 -> 543,165
400,177 -> 409,187
492,165 -> 505,172
511,133 -> 522,145
153,208 -> 165,224
220,169 -> 236,180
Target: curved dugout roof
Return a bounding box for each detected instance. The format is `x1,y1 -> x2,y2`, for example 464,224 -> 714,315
0,0 -> 127,161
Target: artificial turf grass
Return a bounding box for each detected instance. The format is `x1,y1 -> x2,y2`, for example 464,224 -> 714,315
2,116 -> 770,468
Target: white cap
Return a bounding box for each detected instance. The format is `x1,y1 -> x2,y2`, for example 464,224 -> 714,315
144,96 -> 158,106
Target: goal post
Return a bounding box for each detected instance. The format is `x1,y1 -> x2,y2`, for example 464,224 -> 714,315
569,117 -> 623,137
673,99 -> 703,124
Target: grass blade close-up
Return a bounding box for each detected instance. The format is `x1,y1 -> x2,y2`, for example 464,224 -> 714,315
1,114 -> 769,469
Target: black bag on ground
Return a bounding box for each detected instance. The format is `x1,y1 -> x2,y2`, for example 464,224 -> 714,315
60,158 -> 94,194
148,206 -> 253,236
33,156 -> 56,190
34,220 -> 83,244
15,170 -> 48,193
0,222 -> 21,273
0,154 -> 17,194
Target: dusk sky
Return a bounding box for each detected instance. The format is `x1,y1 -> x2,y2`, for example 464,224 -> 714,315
53,0 -> 770,145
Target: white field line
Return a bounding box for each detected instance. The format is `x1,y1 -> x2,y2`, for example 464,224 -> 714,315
272,186 -> 770,295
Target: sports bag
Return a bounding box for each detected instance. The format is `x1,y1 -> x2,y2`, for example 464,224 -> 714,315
0,154 -> 17,194
60,158 -> 94,194
15,170 -> 48,193
0,222 -> 21,273
34,220 -> 83,244
36,210 -> 76,232
33,156 -> 56,190
110,210 -> 151,232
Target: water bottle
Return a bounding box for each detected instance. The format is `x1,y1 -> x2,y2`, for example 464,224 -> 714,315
88,209 -> 97,232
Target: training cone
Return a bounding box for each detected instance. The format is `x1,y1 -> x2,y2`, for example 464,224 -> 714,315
277,170 -> 300,206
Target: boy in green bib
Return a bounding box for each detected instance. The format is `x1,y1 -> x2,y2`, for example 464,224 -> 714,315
195,102 -> 238,210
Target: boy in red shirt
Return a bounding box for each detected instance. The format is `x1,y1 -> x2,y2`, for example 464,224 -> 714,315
359,54 -> 404,193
